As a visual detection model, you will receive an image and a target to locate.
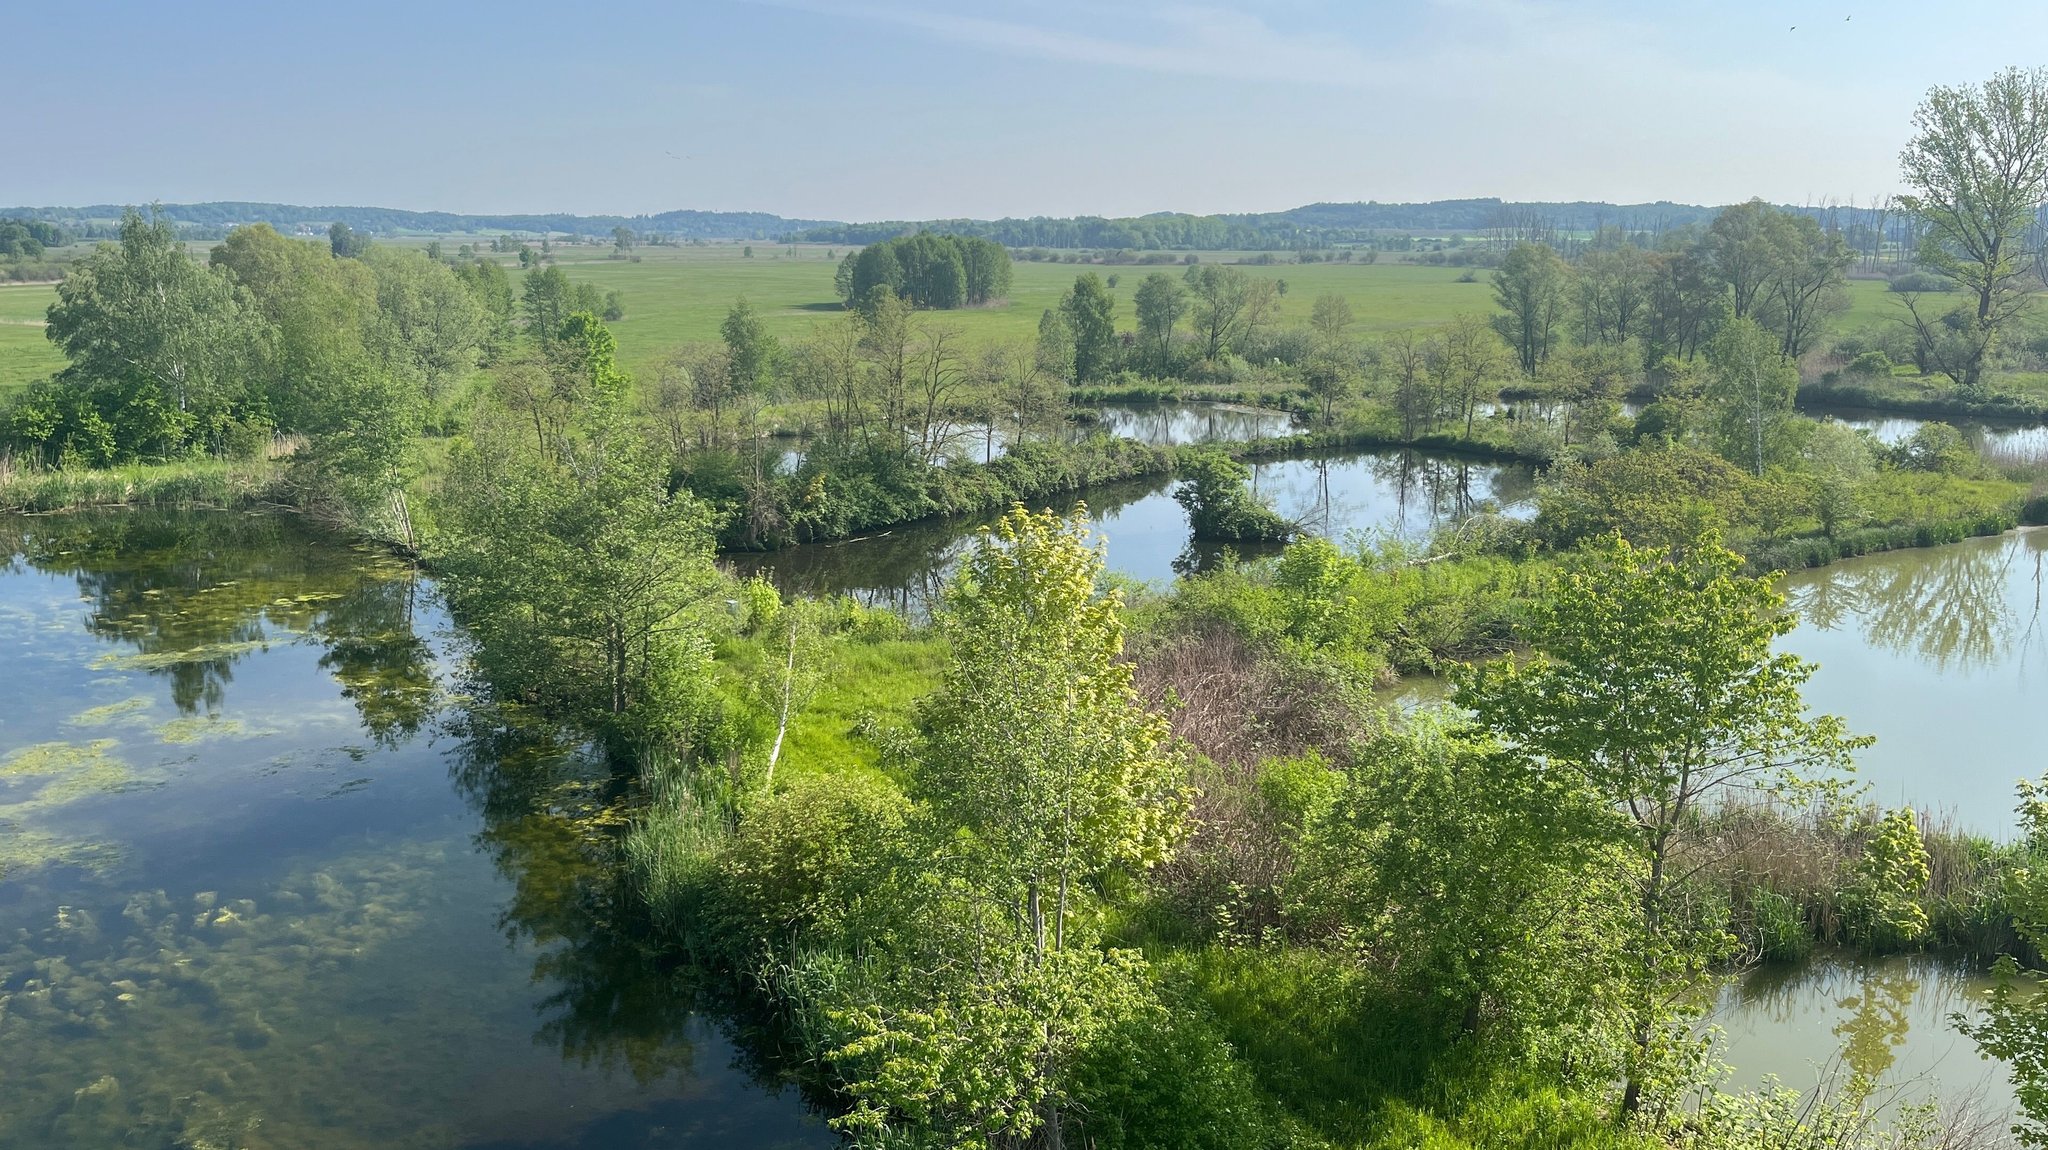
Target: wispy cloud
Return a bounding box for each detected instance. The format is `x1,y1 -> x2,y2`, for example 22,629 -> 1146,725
757,2 -> 1390,88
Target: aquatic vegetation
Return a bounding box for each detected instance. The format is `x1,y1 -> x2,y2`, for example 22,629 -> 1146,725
154,716 -> 247,745
62,695 -> 153,729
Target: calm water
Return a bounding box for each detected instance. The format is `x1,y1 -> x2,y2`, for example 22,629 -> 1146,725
729,448 -> 1535,610
1807,405 -> 2048,457
774,401 -> 1301,470
0,514 -> 827,1149
1712,530 -> 2047,1119
1712,957 -> 2015,1116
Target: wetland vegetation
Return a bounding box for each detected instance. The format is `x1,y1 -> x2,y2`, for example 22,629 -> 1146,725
10,59 -> 2048,1150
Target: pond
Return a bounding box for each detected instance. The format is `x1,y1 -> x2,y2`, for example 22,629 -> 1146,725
1807,404 -> 2048,460
728,447 -> 1536,611
0,514 -> 828,1149
773,401 -> 1301,471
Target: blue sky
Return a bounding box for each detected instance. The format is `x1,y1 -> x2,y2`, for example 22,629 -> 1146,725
16,0 -> 2048,220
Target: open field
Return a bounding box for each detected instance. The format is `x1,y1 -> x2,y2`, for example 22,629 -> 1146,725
0,243 -> 1913,392
0,284 -> 63,393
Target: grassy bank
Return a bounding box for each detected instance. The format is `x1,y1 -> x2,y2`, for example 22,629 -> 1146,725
1800,372 -> 2048,423
0,456 -> 287,513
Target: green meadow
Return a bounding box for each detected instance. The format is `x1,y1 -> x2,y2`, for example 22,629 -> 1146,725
0,243 -> 1906,391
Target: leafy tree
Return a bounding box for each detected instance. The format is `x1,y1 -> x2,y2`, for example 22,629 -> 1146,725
453,257 -> 517,355
1703,317 -> 1799,476
1897,66 -> 2048,393
1132,272 -> 1187,369
328,221 -> 370,258
1173,452 -> 1291,542
1182,264 -> 1253,361
522,265 -> 573,338
1575,244 -> 1653,345
1290,718 -> 1633,1059
612,225 -> 635,253
433,403 -> 720,745
720,298 -> 780,394
1491,242 -> 1571,375
1802,421 -> 1876,537
27,208 -> 263,462
361,245 -> 490,406
1308,292 -> 1353,349
1701,200 -> 1783,320
1455,533 -> 1866,1112
1060,273 -> 1117,384
919,505 -> 1189,955
1840,808 -> 1930,950
1035,306 -> 1076,384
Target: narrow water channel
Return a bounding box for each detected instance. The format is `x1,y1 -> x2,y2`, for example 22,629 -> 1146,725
0,514 -> 829,1149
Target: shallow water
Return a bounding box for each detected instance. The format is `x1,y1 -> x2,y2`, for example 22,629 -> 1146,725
1805,404 -> 2048,457
1779,529 -> 2048,833
1711,956 -> 2016,1121
728,447 -> 1534,610
0,513 -> 827,1149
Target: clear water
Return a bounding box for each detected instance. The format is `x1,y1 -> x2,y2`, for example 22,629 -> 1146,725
728,447 -> 1535,611
0,514 -> 828,1149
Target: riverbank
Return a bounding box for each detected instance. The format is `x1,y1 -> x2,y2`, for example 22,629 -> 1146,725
1800,374 -> 2048,424
0,456 -> 288,513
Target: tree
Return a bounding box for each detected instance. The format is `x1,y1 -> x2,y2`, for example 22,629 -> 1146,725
433,409 -> 721,746
1455,534 -> 1866,1112
361,245 -> 490,407
1802,421 -> 1876,537
1308,292 -> 1353,349
1491,243 -> 1571,375
1701,200 -> 1782,320
720,298 -> 780,394
1132,272 -> 1187,369
328,221 -> 369,259
1290,718 -> 1633,1055
522,265 -> 573,338
1035,306 -> 1075,384
1704,317 -> 1799,476
1060,273 -> 1117,385
612,225 -> 635,253
32,209 -> 262,462
920,505 -> 1189,958
1183,264 -> 1251,361
1574,244 -> 1653,345
1897,66 -> 2048,393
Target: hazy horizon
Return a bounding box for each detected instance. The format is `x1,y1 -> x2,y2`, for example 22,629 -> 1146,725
20,0 -> 2048,220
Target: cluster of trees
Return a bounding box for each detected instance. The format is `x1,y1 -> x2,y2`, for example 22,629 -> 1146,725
833,234 -> 1012,309
0,218 -> 65,259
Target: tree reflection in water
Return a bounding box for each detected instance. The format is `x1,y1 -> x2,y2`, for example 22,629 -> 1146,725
1784,531 -> 2048,674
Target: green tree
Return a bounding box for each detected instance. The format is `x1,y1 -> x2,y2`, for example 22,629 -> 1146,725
328,221 -> 369,258
1183,264 -> 1252,361
1290,718 -> 1633,1058
1132,272 -> 1187,370
1491,242 -> 1572,376
1704,316 -> 1800,476
361,245 -> 490,407
1575,244 -> 1653,345
31,209 -> 261,462
1455,533 -> 1866,1112
1897,66 -> 2048,393
522,265 -> 573,336
720,297 -> 780,394
1803,421 -> 1876,537
433,406 -> 720,745
1840,808 -> 1930,951
1036,306 -> 1076,384
1060,273 -> 1118,385
919,505 -> 1189,955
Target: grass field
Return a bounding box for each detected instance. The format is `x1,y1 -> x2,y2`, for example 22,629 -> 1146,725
0,243 -> 1915,393
0,284 -> 63,393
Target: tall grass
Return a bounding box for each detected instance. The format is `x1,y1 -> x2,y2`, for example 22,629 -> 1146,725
621,750 -> 730,940
0,453 -> 286,513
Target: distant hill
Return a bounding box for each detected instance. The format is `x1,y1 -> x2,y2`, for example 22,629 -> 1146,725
0,202 -> 835,242
4,197 -> 1878,250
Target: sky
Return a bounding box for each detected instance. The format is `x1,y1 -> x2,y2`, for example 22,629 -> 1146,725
15,0 -> 2048,222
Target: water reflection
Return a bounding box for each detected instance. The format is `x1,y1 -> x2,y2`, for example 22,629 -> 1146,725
729,447 -> 1536,611
1781,531 -> 2047,831
0,511 -> 827,1148
1714,956 -> 2010,1115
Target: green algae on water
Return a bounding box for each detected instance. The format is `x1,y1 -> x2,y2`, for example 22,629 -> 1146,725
63,697 -> 154,730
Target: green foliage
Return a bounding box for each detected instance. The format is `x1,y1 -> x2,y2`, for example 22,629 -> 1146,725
1062,272 -> 1119,384
1456,533 -> 1866,1108
842,233 -> 1011,309
1174,451 -> 1292,542
20,209 -> 262,463
1839,808 -> 1931,951
1535,445 -> 1759,553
